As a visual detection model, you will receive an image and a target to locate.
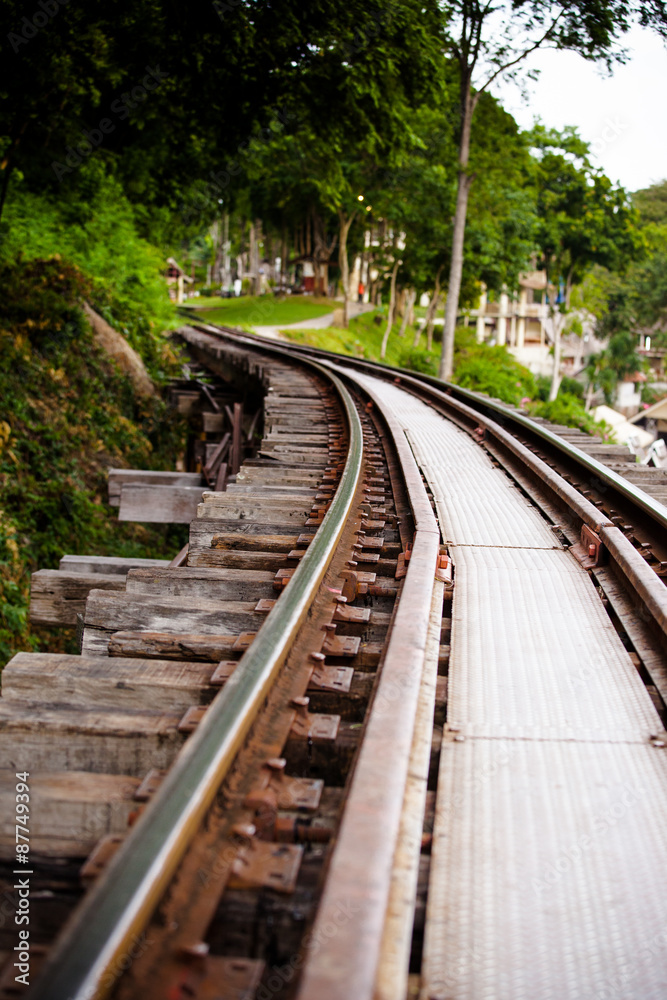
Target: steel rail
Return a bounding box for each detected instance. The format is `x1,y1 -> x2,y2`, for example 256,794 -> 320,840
296,361 -> 441,1000
28,359 -> 364,1000
188,320 -> 667,537
193,323 -> 667,657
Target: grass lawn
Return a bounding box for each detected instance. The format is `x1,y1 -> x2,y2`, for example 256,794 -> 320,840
280,309 -> 441,376
181,295 -> 335,328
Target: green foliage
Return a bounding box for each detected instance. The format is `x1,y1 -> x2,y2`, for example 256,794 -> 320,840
641,384 -> 665,407
451,328 -> 536,405
535,374 -> 584,401
526,394 -> 606,436
527,125 -> 643,293
396,346 -> 438,376
0,259 -> 187,667
0,172 -> 177,381
281,307 -> 438,374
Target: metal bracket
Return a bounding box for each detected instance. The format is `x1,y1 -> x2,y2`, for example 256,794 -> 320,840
322,633 -> 361,658
308,665 -> 354,693
289,697 -> 340,742
435,550 -> 453,584
572,524 -> 606,568
80,834 -> 124,885
134,768 -> 167,802
178,705 -> 208,733
210,661 -> 238,686
229,839 -> 304,893
168,955 -> 265,1000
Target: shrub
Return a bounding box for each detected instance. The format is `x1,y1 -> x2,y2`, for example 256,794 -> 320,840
0,174 -> 176,382
0,258 -> 187,667
526,393 -> 607,435
453,346 -> 536,405
535,374 -> 585,401
397,346 -> 438,376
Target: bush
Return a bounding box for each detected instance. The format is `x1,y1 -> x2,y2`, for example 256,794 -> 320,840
0,258 -> 187,667
397,345 -> 438,376
0,173 -> 177,382
453,341 -> 536,406
526,393 -> 607,435
535,375 -> 585,401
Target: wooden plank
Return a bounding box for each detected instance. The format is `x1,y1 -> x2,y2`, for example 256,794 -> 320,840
191,519 -> 317,542
236,469 -> 322,485
81,590 -> 262,656
257,450 -> 328,465
108,470 -> 203,506
0,703 -> 185,776
0,770 -> 141,858
108,631 -> 255,661
196,497 -> 312,523
2,653 -> 215,712
224,485 -> 316,498
30,570 -> 126,626
210,533 -> 300,552
264,433 -> 329,444
202,412 -> 225,433
118,484 -> 205,523
59,554 -> 170,575
193,551 -> 291,572
125,566 -> 276,601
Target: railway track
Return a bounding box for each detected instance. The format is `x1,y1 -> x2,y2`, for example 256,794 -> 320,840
1,323 -> 667,1000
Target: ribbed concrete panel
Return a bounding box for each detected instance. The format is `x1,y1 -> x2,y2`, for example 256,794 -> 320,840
421,739 -> 667,1000
349,371 -> 558,548
343,370 -> 667,1000
448,546 -> 662,740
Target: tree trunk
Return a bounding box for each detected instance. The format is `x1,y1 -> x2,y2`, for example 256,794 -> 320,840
439,82 -> 476,381
423,267 -> 443,351
428,297 -> 443,352
338,210 -> 356,328
380,260 -> 401,359
584,379 -> 594,412
548,309 -> 565,401
399,288 -> 416,339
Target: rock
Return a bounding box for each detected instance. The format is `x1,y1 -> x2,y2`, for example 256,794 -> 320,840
82,301 -> 156,397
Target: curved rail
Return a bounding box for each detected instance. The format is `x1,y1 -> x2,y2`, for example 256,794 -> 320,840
29,359 -> 364,1000
189,322 -> 667,656
188,319 -> 667,538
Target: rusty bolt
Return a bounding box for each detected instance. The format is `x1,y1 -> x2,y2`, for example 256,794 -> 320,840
265,757 -> 286,772
178,942 -> 210,960
231,823 -> 256,841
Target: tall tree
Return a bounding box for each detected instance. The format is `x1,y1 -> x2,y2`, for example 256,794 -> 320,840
437,0 -> 667,381
529,126 -> 642,399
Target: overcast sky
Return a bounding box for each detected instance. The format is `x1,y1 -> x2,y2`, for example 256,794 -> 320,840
490,25 -> 667,194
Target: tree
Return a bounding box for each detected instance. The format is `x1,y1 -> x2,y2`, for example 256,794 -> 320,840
437,0 -> 667,382
0,0 -> 442,229
529,126 -> 642,399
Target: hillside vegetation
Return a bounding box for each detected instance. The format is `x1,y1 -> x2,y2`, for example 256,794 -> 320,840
0,258 -> 186,667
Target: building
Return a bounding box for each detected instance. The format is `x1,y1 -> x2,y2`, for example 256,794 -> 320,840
469,272 -> 602,378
